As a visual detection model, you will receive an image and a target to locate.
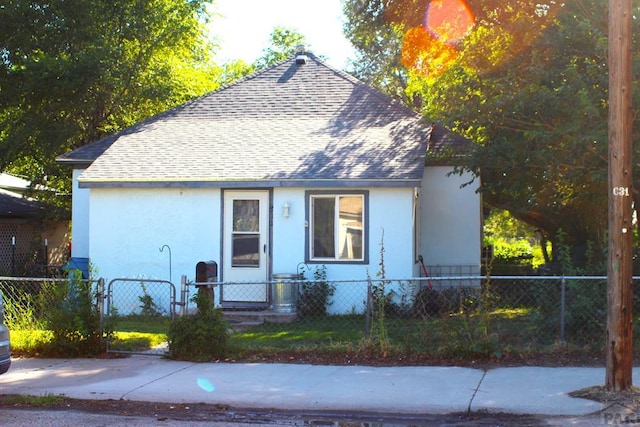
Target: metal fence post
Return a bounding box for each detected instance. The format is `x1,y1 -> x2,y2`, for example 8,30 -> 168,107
560,276 -> 566,343
97,278 -> 105,341
177,275 -> 188,317
364,279 -> 372,339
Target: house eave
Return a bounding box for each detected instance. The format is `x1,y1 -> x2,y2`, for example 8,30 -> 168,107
56,158 -> 95,168
77,178 -> 423,189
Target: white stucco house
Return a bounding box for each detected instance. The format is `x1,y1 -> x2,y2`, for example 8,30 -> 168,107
56,49 -> 481,313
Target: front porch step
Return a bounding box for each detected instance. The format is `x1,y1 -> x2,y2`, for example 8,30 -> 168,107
223,310 -> 297,329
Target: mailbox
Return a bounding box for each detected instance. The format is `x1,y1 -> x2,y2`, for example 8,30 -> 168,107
195,261 -> 217,305
196,261 -> 217,283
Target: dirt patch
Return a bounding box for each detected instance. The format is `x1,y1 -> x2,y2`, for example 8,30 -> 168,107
0,395 -> 549,425
221,348 -> 608,369
0,396 -> 233,422
570,385 -> 640,404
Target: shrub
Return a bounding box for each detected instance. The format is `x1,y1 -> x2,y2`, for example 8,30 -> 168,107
39,275 -> 107,357
412,287 -> 445,318
532,277 -> 606,345
167,291 -> 229,361
297,265 -> 334,318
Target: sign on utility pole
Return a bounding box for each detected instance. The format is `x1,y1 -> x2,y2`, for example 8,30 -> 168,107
606,0 -> 633,392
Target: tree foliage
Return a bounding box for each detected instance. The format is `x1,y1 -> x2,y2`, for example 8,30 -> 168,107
0,2 -> 311,215
343,0 -> 634,267
342,0 -> 411,104
254,26 -> 307,69
0,0 -> 221,210
418,0 -> 612,264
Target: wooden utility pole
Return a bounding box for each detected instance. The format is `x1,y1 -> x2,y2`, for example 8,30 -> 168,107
606,0 -> 633,392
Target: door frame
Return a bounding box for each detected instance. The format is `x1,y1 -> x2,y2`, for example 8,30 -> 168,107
220,189 -> 272,308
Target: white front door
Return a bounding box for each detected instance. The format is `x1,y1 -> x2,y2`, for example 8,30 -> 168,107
222,190 -> 269,304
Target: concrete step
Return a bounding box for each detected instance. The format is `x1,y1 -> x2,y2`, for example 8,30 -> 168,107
223,310 -> 297,326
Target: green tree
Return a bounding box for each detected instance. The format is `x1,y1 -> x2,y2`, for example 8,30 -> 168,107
219,59 -> 255,84
0,0 -> 221,210
342,0 -> 411,105
344,0 -> 628,268
484,208 -> 548,269
416,0 -> 611,266
254,26 -> 307,69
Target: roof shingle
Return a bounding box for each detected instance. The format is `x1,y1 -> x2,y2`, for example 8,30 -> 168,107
58,53 -> 432,188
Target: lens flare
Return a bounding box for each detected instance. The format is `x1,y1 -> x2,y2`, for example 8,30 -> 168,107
401,26 -> 458,78
425,0 -> 475,44
396,0 -> 558,77
400,0 -> 475,77
197,377 -> 215,392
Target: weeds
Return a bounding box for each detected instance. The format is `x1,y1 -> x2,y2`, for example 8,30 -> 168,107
297,265 -> 334,318
3,289 -> 43,331
364,231 -> 391,355
0,263 -> 623,361
138,283 -> 162,317
38,274 -> 107,357
0,394 -> 66,406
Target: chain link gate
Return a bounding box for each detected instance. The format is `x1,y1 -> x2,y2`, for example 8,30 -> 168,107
104,278 -> 186,355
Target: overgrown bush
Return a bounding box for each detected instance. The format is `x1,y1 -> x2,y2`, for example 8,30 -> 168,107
167,291 -> 229,361
433,283 -> 502,359
531,231 -> 607,344
381,281 -> 414,319
39,275 -> 107,357
531,277 -> 606,344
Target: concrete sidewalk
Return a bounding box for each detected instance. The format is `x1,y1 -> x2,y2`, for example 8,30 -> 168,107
0,356 -> 613,416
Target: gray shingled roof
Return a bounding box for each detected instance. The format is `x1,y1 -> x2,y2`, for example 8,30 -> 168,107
0,189 -> 44,218
58,52 -> 433,188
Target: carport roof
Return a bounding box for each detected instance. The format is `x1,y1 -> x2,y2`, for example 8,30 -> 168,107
0,189 -> 44,218
57,51 -> 448,189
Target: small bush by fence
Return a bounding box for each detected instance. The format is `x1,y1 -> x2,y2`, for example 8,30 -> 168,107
0,276 -> 106,356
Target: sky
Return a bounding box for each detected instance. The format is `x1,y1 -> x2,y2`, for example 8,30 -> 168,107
207,0 -> 356,70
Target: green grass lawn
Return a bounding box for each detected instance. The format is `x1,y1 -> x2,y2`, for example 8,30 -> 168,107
233,316 -> 365,348
10,308 -> 606,359
227,309 -> 562,357
106,315 -> 171,352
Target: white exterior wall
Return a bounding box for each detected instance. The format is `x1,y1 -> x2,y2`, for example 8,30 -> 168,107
88,187 -> 416,283
270,187 -> 416,314
271,188 -> 306,274
73,171 -> 481,313
366,187 -> 417,278
89,188 -> 222,283
342,186 -> 416,314
71,168 -> 90,259
87,186 -> 416,315
270,187 -> 416,280
80,180 -> 479,315
419,166 -> 481,272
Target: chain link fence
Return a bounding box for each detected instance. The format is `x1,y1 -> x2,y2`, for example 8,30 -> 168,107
222,275 -> 612,354
1,274 -> 637,358
0,276 -> 103,331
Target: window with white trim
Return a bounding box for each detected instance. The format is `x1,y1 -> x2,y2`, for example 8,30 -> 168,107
308,192 -> 367,262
